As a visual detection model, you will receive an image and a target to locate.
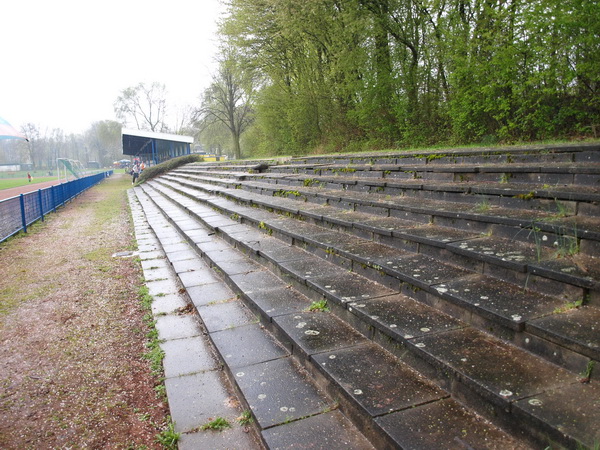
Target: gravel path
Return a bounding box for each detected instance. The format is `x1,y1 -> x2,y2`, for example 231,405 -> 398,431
0,174 -> 169,448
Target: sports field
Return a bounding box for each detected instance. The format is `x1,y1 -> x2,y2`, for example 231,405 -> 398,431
0,176 -> 57,190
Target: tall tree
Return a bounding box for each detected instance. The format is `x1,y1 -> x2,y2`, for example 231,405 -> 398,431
114,82 -> 168,132
195,51 -> 255,159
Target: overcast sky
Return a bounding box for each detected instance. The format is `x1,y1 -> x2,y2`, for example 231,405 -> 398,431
1,0 -> 225,135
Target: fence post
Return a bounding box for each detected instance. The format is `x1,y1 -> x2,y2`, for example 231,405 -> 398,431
51,185 -> 56,212
19,194 -> 27,234
38,189 -> 44,222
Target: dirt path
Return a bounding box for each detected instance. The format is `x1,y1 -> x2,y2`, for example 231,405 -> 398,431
0,174 -> 169,448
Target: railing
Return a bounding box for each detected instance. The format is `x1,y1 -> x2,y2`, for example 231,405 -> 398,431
0,171 -> 113,243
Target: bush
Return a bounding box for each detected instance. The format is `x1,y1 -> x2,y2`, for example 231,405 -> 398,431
137,154 -> 203,184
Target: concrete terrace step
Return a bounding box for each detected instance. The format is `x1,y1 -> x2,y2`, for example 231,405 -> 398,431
167,168 -> 600,253
136,174 -> 599,448
155,173 -> 600,307
147,177 -> 600,370
133,187 -> 376,449
180,168 -> 600,213
132,186 -> 533,449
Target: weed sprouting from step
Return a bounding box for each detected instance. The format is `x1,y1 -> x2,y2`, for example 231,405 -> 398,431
306,299 -> 330,312
237,410 -> 253,426
201,417 -> 232,431
475,197 -> 491,213
579,360 -> 595,384
155,416 -> 180,449
553,298 -> 585,314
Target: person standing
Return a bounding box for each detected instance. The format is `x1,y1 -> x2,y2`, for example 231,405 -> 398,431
131,163 -> 140,185
27,172 -> 32,182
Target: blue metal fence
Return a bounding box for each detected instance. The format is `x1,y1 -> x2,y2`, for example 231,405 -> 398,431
0,171 -> 113,243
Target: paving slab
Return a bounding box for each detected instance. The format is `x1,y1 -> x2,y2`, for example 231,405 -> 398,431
217,257 -> 263,277
244,285 -> 312,319
165,248 -> 198,262
146,277 -> 180,297
230,269 -> 288,294
198,300 -> 257,333
161,335 -> 219,378
178,425 -> 260,450
353,215 -> 416,235
150,292 -> 188,315
170,258 -> 208,274
262,410 -> 375,450
513,382 -> 600,448
447,237 -> 547,272
165,369 -> 241,433
526,305 -> 600,360
529,258 -> 600,289
155,313 -> 202,341
313,343 -> 446,416
307,271 -> 397,305
142,265 -> 173,282
178,267 -> 222,288
347,293 -> 464,340
375,397 -> 528,450
395,225 -> 478,247
433,274 -> 566,329
413,328 -> 575,406
273,311 -> 367,357
141,257 -> 170,271
187,282 -> 237,308
211,323 -> 289,369
233,357 -> 331,429
278,256 -> 349,284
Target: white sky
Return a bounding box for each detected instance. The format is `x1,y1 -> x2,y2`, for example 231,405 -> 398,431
1,0 -> 225,135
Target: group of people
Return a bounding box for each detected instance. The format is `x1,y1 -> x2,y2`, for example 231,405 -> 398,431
130,160 -> 146,184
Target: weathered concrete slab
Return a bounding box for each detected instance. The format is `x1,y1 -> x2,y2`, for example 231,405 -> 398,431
278,256 -> 349,284
396,225 -> 478,247
262,410 -> 375,450
187,282 -> 237,308
146,277 -> 180,297
150,292 -> 188,315
376,398 -> 528,449
370,253 -> 470,290
529,258 -> 599,289
165,369 -> 240,433
198,300 -> 257,333
178,267 -> 221,289
513,382 -> 600,448
211,323 -> 288,369
178,425 -> 260,450
307,271 -> 397,305
433,274 -> 565,329
527,305 -> 600,360
230,269 -> 288,294
141,257 -> 170,271
447,237 -> 545,272
348,293 -> 464,340
244,286 -> 312,319
217,257 -> 262,276
165,248 -> 198,262
414,328 -> 575,406
233,357 -> 330,429
142,265 -> 173,282
161,335 -> 219,378
313,343 -> 446,416
171,258 -> 207,274
155,313 -> 202,341
274,311 -> 367,357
